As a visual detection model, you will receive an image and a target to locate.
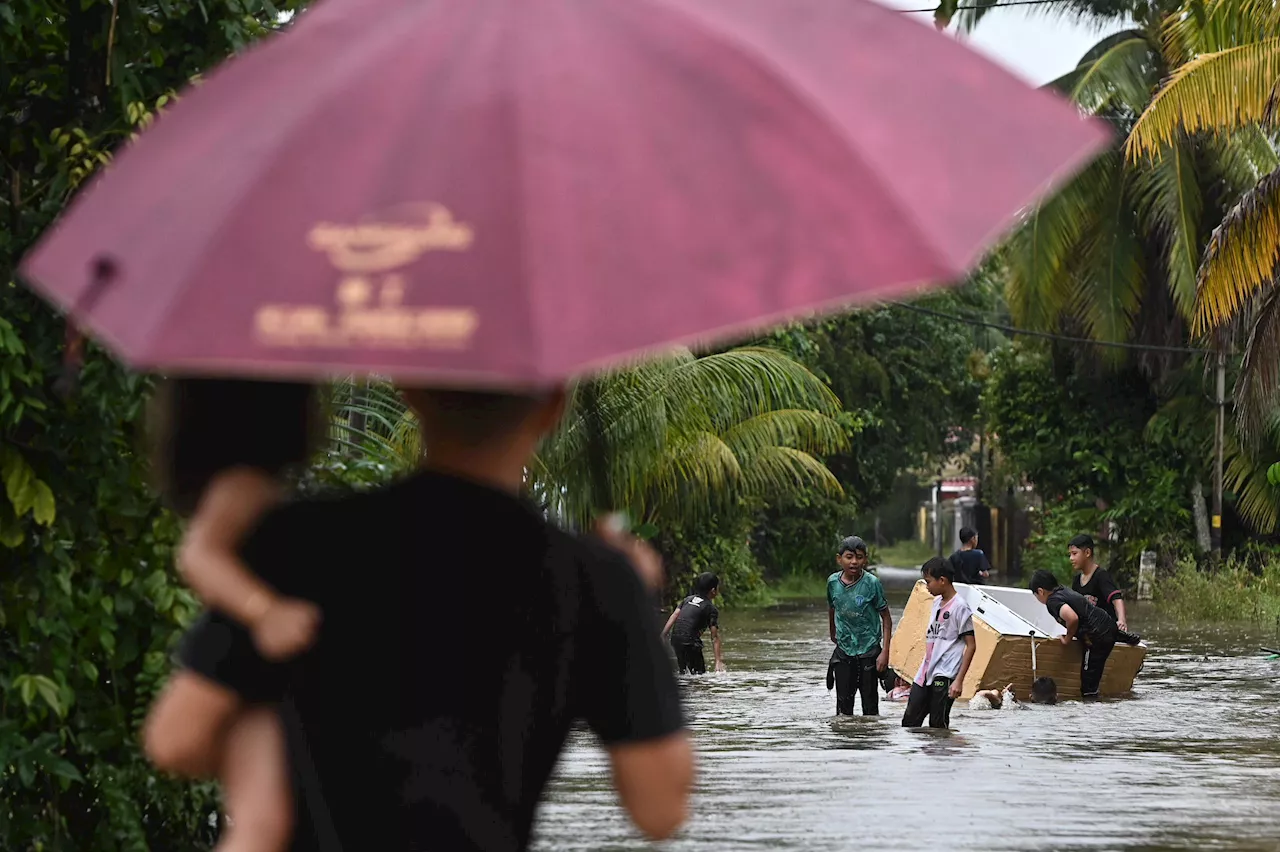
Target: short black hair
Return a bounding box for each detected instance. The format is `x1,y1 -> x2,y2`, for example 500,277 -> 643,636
1031,676 -> 1058,704
959,526 -> 977,545
693,572 -> 720,596
838,535 -> 867,556
149,378 -> 315,516
1028,570 -> 1061,595
922,556 -> 955,582
401,388 -> 556,447
1068,533 -> 1095,553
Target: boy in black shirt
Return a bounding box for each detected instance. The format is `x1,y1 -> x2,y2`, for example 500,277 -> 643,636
1068,533 -> 1128,631
144,387 -> 692,851
662,572 -> 725,674
1029,570 -> 1139,699
948,526 -> 991,585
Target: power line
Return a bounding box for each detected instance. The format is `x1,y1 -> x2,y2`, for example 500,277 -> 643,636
887,300 -> 1212,354
895,0 -> 1079,11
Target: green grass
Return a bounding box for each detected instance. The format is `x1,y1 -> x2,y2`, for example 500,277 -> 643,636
1157,561 -> 1280,624
770,571 -> 828,600
871,539 -> 935,568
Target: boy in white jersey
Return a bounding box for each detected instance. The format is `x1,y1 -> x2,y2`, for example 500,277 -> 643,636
901,557 -> 976,728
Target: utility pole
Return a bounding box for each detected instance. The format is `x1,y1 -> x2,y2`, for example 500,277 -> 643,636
934,477 -> 944,558
1212,343 -> 1225,563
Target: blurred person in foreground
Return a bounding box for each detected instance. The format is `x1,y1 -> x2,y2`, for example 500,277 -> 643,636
144,384 -> 692,851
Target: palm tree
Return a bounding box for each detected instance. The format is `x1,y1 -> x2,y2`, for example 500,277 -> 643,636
325,346 -> 848,531
1122,0 -> 1280,438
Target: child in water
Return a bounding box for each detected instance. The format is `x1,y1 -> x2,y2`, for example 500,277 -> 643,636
661,572 -> 726,674
150,378 -> 318,852
968,683 -> 1016,710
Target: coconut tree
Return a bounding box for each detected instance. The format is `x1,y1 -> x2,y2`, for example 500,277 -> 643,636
324,346 -> 848,530
1122,0 -> 1280,438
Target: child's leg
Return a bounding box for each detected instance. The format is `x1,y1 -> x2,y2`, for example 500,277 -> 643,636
900,682 -> 929,727
1080,639 -> 1115,699
927,678 -> 954,728
832,653 -> 857,715
217,707 -> 293,852
856,656 -> 880,716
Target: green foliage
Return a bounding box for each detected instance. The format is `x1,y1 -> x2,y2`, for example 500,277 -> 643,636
654,514 -> 771,609
985,341 -> 1201,574
1022,502 -> 1096,586
870,539 -> 936,569
2,0 -> 310,846
1157,555 -> 1280,624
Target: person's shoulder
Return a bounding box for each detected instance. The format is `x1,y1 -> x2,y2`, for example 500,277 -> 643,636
865,572 -> 885,589
827,571 -> 841,584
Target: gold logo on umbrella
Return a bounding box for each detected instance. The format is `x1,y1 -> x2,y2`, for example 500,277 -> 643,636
253,203 -> 478,350
307,203 -> 474,272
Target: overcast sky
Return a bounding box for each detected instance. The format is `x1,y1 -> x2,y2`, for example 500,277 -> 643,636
873,0 -> 1130,85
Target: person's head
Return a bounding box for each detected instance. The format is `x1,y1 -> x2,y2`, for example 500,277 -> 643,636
693,572 -> 720,599
1067,533 -> 1096,572
921,556 -> 956,596
399,386 -> 567,474
836,536 -> 869,576
148,379 -> 316,516
959,526 -> 978,549
1030,676 -> 1058,705
1028,569 -> 1061,604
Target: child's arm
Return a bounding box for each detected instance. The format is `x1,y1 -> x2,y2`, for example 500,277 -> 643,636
828,607 -> 837,644
876,607 -> 892,672
949,633 -> 977,698
179,468 -> 320,659
710,625 -> 725,673
1113,598 -> 1129,632
1058,605 -> 1079,644
660,606 -> 680,640
144,671 -> 243,778
178,467 -> 285,625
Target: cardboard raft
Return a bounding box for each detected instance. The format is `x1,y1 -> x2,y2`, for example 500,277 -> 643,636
888,580 -> 1147,701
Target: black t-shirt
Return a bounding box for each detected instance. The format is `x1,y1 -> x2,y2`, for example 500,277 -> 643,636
1072,568 -> 1122,622
178,471 -> 684,852
668,594 -> 719,648
1046,587 -> 1115,642
948,548 -> 991,584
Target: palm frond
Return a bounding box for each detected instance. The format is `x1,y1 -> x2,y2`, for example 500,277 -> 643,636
720,409 -> 848,460
737,446 -> 843,500
1225,428 -> 1280,531
1005,151 -> 1124,331
1071,36 -> 1160,115
1072,162 -> 1145,348
1196,166 -> 1280,331
1128,38 -> 1280,159
1234,284 -> 1280,442
1133,138 -> 1205,318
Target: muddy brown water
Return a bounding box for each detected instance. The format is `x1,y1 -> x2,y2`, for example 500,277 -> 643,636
531,588 -> 1280,851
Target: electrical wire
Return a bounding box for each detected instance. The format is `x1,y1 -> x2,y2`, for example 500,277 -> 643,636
894,0 -> 1080,12
886,300 -> 1213,354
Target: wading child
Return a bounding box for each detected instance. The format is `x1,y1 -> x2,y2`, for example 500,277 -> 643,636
1068,534 -> 1130,632
1029,570 -> 1139,700
827,536 -> 893,716
948,526 -> 991,585
969,683 -> 1015,710
1030,677 -> 1058,705
902,557 -> 976,729
662,573 -> 725,674
150,378 -> 319,852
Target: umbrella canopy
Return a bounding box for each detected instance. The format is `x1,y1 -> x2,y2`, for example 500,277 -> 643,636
21,0 -> 1108,386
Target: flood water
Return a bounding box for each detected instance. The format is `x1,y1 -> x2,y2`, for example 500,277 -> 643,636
532,588 -> 1280,851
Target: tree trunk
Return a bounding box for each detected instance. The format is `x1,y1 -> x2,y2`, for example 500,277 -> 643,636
1192,479 -> 1211,555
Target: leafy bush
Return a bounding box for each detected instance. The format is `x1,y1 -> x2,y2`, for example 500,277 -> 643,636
1157,557 -> 1280,625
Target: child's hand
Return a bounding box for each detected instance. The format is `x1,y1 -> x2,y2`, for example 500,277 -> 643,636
1059,634 -> 1072,646
715,662 -> 727,674
253,597 -> 322,660
594,516 -> 665,593
948,680 -> 962,699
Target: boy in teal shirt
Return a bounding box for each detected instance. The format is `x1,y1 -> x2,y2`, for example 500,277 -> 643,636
826,536 -> 893,715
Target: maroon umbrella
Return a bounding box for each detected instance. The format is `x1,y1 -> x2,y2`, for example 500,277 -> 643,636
21,0 -> 1107,386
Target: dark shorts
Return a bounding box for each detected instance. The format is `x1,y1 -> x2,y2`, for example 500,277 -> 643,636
831,646 -> 881,716
901,676 -> 955,728
672,642 -> 706,675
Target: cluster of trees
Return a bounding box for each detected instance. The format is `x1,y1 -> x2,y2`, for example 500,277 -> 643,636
13,0 -> 1280,844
